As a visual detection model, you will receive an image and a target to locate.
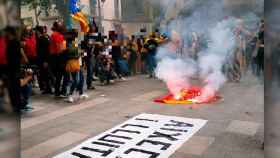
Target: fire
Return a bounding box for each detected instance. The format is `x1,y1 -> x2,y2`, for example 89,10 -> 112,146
154,86 -> 221,104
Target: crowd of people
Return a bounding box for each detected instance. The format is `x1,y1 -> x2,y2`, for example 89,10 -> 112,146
0,20 -> 168,113
0,18 -> 264,113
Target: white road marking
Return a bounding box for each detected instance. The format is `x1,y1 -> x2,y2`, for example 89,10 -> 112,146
21,98 -> 109,130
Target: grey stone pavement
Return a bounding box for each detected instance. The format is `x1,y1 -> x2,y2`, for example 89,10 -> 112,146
17,73 -> 263,158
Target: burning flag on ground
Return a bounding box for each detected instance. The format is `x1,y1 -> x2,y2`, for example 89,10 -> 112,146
154,86 -> 221,104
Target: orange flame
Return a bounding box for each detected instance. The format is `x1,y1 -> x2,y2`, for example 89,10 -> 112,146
154,86 -> 221,104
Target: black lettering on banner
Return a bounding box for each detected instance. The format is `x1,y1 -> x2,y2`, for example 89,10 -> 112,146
148,131 -> 181,141
81,147 -> 113,157
136,139 -> 171,150
135,118 -> 159,122
160,128 -> 188,133
164,120 -> 194,128
92,141 -> 120,148
121,124 -> 149,129
124,148 -> 160,158
71,152 -> 91,158
98,134 -> 132,145
112,129 -> 141,135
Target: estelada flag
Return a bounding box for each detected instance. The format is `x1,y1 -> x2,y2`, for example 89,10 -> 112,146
69,0 -> 90,33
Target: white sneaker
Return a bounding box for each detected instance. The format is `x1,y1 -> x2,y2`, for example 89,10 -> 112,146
79,94 -> 89,100
120,77 -> 127,81
109,80 -> 115,83
33,82 -> 39,88
66,96 -> 74,103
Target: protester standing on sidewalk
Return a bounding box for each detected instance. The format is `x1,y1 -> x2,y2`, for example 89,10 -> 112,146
5,27 -> 22,112
83,24 -> 98,90
110,33 -> 126,80
65,38 -> 88,103
49,21 -> 67,97
256,20 -> 264,77
36,26 -> 53,94
144,33 -> 158,78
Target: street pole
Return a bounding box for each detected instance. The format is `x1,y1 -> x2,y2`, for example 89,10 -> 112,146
64,0 -> 72,29
97,0 -> 102,33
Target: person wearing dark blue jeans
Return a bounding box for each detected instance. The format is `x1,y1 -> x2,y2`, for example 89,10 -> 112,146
78,68 -> 86,95
60,71 -> 70,97
21,82 -> 32,108
20,69 -> 34,112
146,53 -> 157,77
144,36 -> 158,78
85,57 -> 95,89
67,66 -> 88,103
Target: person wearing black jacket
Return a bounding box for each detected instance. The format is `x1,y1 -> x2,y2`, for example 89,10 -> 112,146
256,20 -> 264,77
36,26 -> 53,94
110,34 -> 126,80
5,27 -> 23,112
83,25 -> 98,90
144,34 -> 158,78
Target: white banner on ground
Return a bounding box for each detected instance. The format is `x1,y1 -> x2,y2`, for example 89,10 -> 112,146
54,113 -> 207,158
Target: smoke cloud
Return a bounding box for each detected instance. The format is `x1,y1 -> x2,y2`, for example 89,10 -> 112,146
196,18 -> 236,101
153,0 -> 262,102
155,49 -> 197,99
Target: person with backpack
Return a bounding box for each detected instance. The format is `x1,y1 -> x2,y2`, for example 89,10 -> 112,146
65,38 -> 88,103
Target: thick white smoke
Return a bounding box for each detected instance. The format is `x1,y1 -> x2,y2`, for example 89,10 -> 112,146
155,50 -> 197,99
155,18 -> 236,102
196,18 -> 236,102
153,0 -> 262,102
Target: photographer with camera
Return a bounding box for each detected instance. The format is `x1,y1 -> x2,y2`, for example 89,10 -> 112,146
97,44 -> 116,85
20,68 -> 34,112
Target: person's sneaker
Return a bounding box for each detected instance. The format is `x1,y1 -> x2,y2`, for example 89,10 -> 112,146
87,86 -> 96,90
25,104 -> 34,110
79,94 -> 89,100
66,96 -> 74,103
59,94 -> 68,98
120,77 -> 127,81
33,81 -> 39,88
21,105 -> 33,113
21,109 -> 31,113
109,80 -> 115,83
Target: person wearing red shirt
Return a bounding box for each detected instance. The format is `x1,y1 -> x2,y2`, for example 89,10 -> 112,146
49,21 -> 68,97
21,26 -> 37,65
